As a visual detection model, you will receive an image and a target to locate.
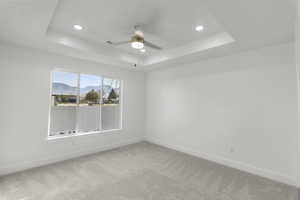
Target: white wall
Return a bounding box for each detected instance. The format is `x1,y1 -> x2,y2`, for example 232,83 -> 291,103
145,43 -> 299,186
0,43 -> 145,175
295,0 -> 300,185
0,41 -> 298,187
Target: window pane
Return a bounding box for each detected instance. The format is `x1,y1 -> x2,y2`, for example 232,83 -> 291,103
49,71 -> 122,138
101,78 -> 121,130
50,71 -> 78,136
77,74 -> 102,133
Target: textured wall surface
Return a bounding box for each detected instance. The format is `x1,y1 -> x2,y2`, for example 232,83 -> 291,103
146,43 -> 299,186
0,43 -> 145,175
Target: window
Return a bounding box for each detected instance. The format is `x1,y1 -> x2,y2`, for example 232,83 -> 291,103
49,71 -> 122,138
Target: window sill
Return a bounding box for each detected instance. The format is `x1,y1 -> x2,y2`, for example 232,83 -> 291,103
47,129 -> 122,141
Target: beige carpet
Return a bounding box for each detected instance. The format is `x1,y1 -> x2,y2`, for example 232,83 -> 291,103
0,142 -> 298,200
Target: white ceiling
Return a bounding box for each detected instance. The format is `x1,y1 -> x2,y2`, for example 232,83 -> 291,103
50,0 -> 224,48
0,0 -> 296,70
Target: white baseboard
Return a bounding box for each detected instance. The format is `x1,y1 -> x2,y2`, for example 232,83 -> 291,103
1,136 -> 299,188
0,137 -> 143,176
145,137 -> 300,188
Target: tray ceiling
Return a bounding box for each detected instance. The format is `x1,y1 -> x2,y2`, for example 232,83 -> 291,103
0,0 -> 296,70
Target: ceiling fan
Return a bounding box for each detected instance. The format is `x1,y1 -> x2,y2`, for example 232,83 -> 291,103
106,25 -> 162,50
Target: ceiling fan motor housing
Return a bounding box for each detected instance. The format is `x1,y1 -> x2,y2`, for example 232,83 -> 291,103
131,35 -> 144,43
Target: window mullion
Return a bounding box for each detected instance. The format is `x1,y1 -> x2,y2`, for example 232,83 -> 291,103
75,73 -> 80,134
99,77 -> 103,131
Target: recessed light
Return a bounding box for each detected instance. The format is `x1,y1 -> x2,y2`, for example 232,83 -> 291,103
140,49 -> 146,53
195,25 -> 204,32
73,25 -> 83,30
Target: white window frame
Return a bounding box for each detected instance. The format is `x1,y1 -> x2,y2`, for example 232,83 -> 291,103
47,69 -> 123,140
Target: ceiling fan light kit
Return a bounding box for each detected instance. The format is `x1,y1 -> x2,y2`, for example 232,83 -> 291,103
131,41 -> 144,49
107,25 -> 163,51
131,35 -> 145,49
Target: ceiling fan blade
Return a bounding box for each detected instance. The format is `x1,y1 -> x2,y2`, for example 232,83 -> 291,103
106,40 -> 131,46
144,40 -> 162,50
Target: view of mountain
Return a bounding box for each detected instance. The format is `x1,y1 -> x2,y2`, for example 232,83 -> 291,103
52,82 -> 77,95
52,82 -> 119,97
